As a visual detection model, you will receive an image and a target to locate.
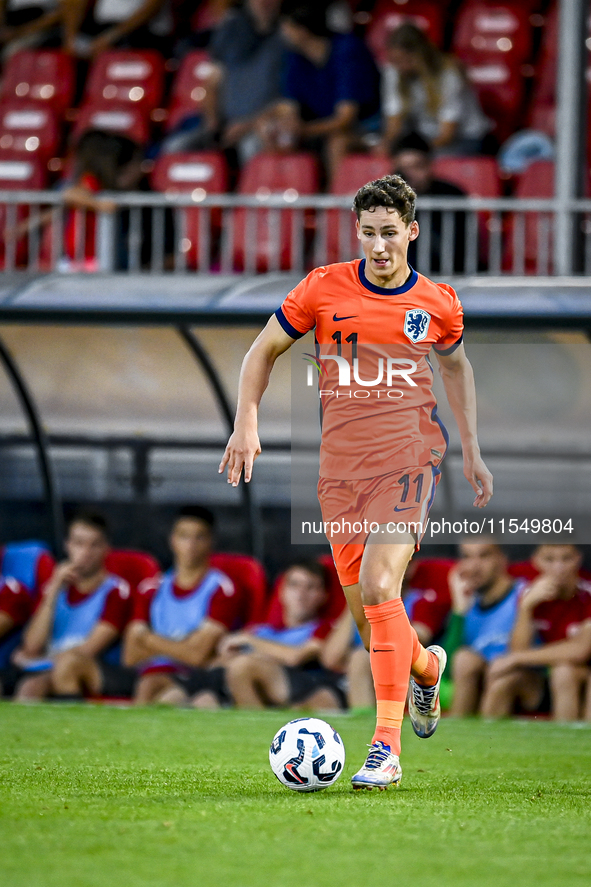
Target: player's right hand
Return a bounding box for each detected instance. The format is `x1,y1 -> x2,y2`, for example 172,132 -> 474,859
447,562 -> 476,615
218,429 -> 261,486
47,561 -> 79,594
521,576 -> 560,610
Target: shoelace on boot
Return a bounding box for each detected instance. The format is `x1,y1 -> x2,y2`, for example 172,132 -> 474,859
412,682 -> 437,715
364,743 -> 392,769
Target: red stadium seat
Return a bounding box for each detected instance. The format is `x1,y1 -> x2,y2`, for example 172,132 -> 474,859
232,152 -> 321,272
326,153 -> 392,263
365,0 -> 446,64
430,156 -> 502,197
71,102 -> 151,146
84,50 -> 165,115
0,50 -> 75,116
331,154 -> 393,192
210,552 -> 268,626
528,101 -> 556,138
105,549 -> 160,595
514,159 -> 554,198
266,555 -> 346,627
0,103 -> 60,161
464,58 -> 525,143
166,51 -> 216,131
504,159 -> 554,273
150,151 -> 229,269
453,1 -> 534,67
0,154 -> 47,268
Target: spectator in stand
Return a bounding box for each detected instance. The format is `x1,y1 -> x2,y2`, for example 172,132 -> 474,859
392,131 -> 466,274
263,4 -> 380,182
61,0 -> 173,57
379,23 -> 491,157
445,542 -> 528,717
484,545 -> 591,721
52,129 -> 164,272
0,0 -> 62,53
123,505 -> 240,705
12,511 -> 134,701
7,129 -> 127,270
161,0 -> 284,166
209,560 -> 344,711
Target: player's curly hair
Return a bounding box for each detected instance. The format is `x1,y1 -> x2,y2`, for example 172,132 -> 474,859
353,174 -> 417,225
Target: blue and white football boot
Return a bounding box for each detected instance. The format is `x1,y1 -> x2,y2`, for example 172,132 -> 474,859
351,741 -> 402,791
408,644 -> 447,739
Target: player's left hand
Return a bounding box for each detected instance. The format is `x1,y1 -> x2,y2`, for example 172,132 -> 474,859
488,652 -> 521,679
464,454 -> 493,507
218,632 -> 255,658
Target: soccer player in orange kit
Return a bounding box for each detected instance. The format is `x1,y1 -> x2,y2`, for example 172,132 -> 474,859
220,175 -> 493,789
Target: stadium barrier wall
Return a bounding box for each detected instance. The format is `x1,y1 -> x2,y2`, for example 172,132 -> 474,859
2,192 -> 591,277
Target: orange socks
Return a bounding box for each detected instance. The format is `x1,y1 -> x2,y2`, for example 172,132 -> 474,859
364,597 -> 413,756
364,599 -> 440,756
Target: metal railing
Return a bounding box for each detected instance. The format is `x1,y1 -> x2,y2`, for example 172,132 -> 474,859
2,190 -> 591,277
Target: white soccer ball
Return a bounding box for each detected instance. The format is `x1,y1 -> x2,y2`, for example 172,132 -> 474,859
269,717 -> 345,792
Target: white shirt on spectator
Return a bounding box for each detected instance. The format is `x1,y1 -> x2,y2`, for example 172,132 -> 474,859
93,0 -> 172,36
381,62 -> 490,142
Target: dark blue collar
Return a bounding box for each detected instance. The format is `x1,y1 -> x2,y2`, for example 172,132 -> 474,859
358,259 -> 418,295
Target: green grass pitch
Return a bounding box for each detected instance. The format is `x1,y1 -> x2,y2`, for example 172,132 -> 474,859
1,703 -> 590,887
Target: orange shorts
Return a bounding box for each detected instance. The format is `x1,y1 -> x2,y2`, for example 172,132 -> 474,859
317,464 -> 441,587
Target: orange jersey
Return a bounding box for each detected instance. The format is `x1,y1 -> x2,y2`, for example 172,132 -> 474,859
276,259 -> 464,479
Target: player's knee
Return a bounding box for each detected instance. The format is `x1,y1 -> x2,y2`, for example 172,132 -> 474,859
358,569 -> 400,605
15,675 -> 47,700
135,673 -> 160,695
53,649 -> 84,676
453,648 -> 484,681
487,671 -> 521,696
549,662 -> 578,691
226,653 -> 257,681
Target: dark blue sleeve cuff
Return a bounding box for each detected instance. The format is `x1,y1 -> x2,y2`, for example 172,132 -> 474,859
433,335 -> 463,356
275,307 -> 307,340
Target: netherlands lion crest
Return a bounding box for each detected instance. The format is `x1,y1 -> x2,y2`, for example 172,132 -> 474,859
404,308 -> 431,343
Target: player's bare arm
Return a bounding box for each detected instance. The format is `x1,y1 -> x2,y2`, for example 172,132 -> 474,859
19,562 -> 76,656
137,619 -> 227,668
221,631 -> 323,668
122,620 -> 153,667
435,343 -> 493,507
490,621 -> 591,678
508,577 -> 559,653
71,621 -> 119,658
219,315 -> 296,486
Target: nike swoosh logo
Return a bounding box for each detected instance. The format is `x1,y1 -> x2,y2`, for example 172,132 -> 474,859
332,313 -> 358,322
393,506 -> 414,512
